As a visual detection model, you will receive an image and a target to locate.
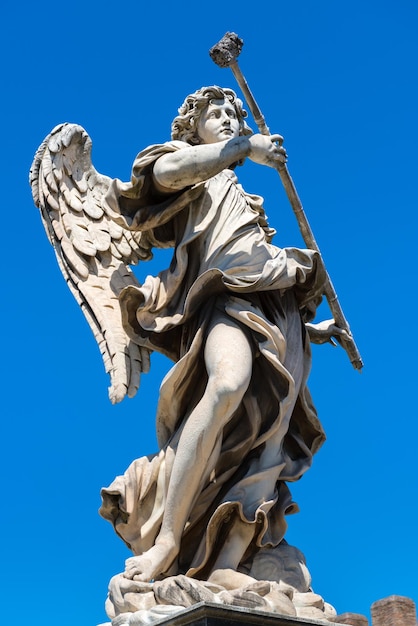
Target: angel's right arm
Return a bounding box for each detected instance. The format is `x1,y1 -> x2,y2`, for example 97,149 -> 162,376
153,134 -> 286,192
152,137 -> 249,192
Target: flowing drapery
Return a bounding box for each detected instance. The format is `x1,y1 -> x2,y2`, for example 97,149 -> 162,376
100,142 -> 326,578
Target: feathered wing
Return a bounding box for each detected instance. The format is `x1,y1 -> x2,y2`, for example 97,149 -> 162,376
30,123 -> 152,404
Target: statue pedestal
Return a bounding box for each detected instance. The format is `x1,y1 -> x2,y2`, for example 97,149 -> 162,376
148,602 -> 344,626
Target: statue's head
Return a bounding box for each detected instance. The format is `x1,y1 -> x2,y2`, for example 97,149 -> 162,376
171,86 -> 252,145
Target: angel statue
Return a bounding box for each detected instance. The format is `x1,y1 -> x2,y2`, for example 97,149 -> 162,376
31,86 -> 345,620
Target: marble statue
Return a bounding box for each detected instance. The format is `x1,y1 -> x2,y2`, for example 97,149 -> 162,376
31,86 -> 347,624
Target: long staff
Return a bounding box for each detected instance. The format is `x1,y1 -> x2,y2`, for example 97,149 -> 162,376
210,32 -> 363,371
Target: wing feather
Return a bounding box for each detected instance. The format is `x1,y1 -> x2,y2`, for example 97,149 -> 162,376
87,222 -> 111,252
30,123 -> 152,403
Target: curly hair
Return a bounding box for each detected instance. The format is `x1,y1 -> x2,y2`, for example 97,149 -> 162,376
171,86 -> 253,145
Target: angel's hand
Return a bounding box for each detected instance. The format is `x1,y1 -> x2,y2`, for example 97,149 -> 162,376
306,319 -> 350,346
247,133 -> 287,169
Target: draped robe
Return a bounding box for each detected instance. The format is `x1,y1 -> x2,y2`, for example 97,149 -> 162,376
99,141 -> 327,578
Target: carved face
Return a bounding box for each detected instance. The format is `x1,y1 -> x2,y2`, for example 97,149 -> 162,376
197,98 -> 240,144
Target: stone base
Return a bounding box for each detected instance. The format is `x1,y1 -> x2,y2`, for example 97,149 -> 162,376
105,571 -> 337,625
104,544 -> 337,625
108,602 -> 346,626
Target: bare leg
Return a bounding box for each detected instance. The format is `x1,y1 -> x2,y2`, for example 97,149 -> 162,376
124,312 -> 253,582
210,517 -> 255,572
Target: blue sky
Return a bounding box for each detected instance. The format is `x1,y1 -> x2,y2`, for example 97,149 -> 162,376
1,1 -> 417,624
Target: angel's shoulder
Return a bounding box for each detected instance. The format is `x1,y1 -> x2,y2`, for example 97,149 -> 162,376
131,141 -> 190,178
136,140 -> 189,158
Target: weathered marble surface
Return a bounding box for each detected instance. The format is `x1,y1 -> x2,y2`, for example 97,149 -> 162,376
101,542 -> 336,625
103,575 -> 336,625
97,89 -> 337,585
31,87 -> 346,619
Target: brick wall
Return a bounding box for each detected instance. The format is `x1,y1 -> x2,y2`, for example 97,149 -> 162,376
334,595 -> 417,626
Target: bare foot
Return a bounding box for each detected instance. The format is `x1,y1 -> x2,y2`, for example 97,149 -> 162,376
123,540 -> 178,582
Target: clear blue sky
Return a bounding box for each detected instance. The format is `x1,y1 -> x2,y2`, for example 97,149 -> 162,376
1,1 -> 417,624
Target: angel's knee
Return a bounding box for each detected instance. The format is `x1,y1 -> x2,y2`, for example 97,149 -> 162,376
206,369 -> 251,422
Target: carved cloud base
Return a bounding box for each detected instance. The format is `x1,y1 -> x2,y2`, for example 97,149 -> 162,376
100,543 -> 337,626
103,572 -> 337,626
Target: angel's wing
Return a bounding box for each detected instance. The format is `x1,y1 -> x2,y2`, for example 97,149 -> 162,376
30,123 -> 152,404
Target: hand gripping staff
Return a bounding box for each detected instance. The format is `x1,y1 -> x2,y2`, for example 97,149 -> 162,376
210,32 -> 363,371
